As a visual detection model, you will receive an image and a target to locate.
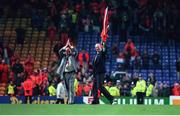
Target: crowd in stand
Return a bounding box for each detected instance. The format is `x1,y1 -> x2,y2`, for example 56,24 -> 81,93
115,39 -> 161,71
0,38 -> 180,98
0,0 -> 180,99
0,0 -> 179,42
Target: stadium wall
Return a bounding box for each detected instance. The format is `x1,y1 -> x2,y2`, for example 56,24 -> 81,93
1,96 -> 179,105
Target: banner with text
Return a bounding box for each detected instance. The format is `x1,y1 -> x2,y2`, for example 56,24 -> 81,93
83,96 -> 169,105
0,96 -> 83,104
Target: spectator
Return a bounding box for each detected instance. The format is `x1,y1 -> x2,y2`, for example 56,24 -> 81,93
53,40 -> 65,59
153,7 -> 164,37
78,50 -> 90,67
48,82 -> 56,96
40,69 -> 48,83
82,15 -> 92,33
23,77 -> 33,104
92,12 -> 100,33
112,43 -> 119,56
152,82 -> 159,97
40,79 -> 49,96
158,82 -> 164,97
124,39 -> 135,57
56,79 -> 66,104
33,83 -> 40,96
10,53 -> 20,66
158,82 -> 170,97
0,59 -> 9,84
141,50 -> 149,69
121,84 -> 130,96
17,82 -> 24,96
163,82 -> 171,97
131,49 -> 141,69
15,27 -> 25,44
152,51 -> 160,69
2,43 -> 14,64
7,81 -> 15,96
14,73 -> 25,95
139,15 -> 152,35
120,10 -> 129,41
172,82 -> 180,96
147,73 -> 156,86
48,23 -> 57,42
74,77 -> 79,96
59,13 -> 69,33
12,59 -> 24,79
123,51 -> 131,69
48,56 -> 59,82
31,9 -> 44,30
30,70 -> 39,88
76,83 -> 83,96
121,74 -> 131,96
83,81 -> 93,96
176,57 -> 180,79
24,54 -> 34,75
49,0 -> 57,17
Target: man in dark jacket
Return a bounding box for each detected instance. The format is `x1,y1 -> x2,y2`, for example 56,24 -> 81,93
12,59 -> 24,79
92,42 -> 114,104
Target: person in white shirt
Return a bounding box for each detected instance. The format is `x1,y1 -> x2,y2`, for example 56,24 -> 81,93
56,79 -> 66,104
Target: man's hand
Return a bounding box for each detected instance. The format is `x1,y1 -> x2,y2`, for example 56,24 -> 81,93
65,39 -> 74,49
65,39 -> 70,48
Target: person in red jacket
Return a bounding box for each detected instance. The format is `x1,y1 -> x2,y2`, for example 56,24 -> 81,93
172,83 -> 180,96
48,23 -> 57,42
0,59 -> 9,84
24,54 -> 34,75
76,83 -> 83,96
83,81 -> 93,96
124,39 -> 135,56
78,50 -> 90,67
23,77 -> 33,104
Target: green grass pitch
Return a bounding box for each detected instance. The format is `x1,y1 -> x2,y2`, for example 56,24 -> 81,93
0,104 -> 180,115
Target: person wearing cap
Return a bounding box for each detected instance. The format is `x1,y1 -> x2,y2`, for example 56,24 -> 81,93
56,39 -> 78,104
136,75 -> 146,104
91,41 -> 114,104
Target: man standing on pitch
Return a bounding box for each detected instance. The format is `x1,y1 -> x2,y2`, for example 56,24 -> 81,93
92,42 -> 114,104
92,7 -> 114,104
56,39 -> 78,104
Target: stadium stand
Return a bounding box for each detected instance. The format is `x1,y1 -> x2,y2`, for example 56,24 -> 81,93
0,0 -> 179,98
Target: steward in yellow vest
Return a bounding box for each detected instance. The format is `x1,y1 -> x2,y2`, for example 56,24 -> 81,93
136,76 -> 146,104
146,83 -> 154,97
109,86 -> 120,97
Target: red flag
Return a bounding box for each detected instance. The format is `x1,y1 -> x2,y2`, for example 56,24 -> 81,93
101,7 -> 109,42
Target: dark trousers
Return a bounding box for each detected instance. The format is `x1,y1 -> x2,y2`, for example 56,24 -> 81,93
56,99 -> 64,104
136,92 -> 145,104
25,96 -> 32,104
92,73 -> 113,104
